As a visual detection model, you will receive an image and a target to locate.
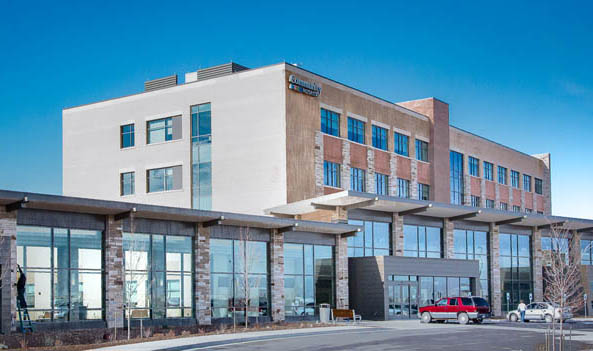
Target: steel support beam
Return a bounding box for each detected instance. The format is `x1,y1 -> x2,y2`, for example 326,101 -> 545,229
399,204 -> 433,216
202,216 -> 225,228
448,210 -> 481,222
278,223 -> 299,233
114,207 -> 137,221
495,216 -> 527,226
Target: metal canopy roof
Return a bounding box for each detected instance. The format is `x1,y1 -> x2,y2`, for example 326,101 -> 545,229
0,190 -> 361,236
266,190 -> 593,231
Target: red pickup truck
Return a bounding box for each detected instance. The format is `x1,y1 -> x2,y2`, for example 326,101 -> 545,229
419,296 -> 490,324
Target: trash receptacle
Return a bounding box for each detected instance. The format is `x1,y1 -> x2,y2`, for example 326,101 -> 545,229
319,303 -> 331,323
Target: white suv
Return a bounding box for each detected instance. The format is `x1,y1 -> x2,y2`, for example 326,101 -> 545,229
507,302 -> 572,323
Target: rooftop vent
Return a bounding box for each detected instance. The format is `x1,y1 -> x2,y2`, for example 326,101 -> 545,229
144,74 -> 178,92
196,62 -> 249,82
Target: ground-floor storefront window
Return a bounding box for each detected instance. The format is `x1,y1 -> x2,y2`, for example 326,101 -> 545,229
500,233 -> 532,312
284,244 -> 334,316
346,220 -> 390,257
123,233 -> 192,319
210,239 -> 268,319
16,226 -> 103,321
453,229 -> 489,300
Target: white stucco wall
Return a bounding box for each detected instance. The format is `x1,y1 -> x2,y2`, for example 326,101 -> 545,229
63,64 -> 287,214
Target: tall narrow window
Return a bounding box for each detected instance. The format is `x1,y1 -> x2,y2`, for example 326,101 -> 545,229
498,166 -> 507,185
512,205 -> 521,213
415,139 -> 428,162
511,170 -> 520,188
120,172 -> 135,196
418,184 -> 429,201
375,173 -> 388,195
350,168 -> 366,192
394,132 -> 409,156
450,151 -> 464,205
397,178 -> 410,198
471,195 -> 481,207
523,174 -> 532,192
500,202 -> 508,211
348,118 -> 365,144
469,157 -> 480,177
320,108 -> 340,137
121,124 -> 135,148
372,125 -> 388,150
500,233 -> 531,312
484,162 -> 493,181
191,103 -> 212,210
453,230 -> 489,299
535,178 -> 543,195
324,161 -> 341,188
485,199 -> 495,208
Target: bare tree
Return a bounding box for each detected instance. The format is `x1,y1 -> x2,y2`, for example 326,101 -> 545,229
235,227 -> 265,329
543,224 -> 587,351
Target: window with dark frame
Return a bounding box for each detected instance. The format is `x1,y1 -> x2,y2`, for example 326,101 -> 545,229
498,166 -> 507,185
415,139 -> 429,162
418,183 -> 430,201
469,157 -> 480,177
394,132 -> 409,156
350,167 -> 366,192
323,161 -> 341,188
535,178 -> 543,195
511,170 -> 520,188
372,125 -> 388,150
397,178 -> 410,198
523,174 -> 532,192
484,162 -> 493,181
375,173 -> 388,195
320,108 -> 340,137
348,117 -> 365,144
120,171 -> 135,196
121,124 -> 135,148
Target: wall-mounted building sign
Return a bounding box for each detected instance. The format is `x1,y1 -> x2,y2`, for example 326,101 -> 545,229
288,74 -> 321,97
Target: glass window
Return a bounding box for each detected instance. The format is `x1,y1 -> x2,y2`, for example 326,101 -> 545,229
191,103 -> 212,210
485,199 -> 495,208
350,168 -> 366,192
523,174 -> 532,192
418,183 -> 429,201
500,202 -> 508,211
500,233 -> 531,312
513,205 -> 521,213
469,157 -> 479,177
450,151 -> 464,205
394,132 -> 409,156
403,225 -> 441,258
397,178 -> 409,198
581,239 -> 592,265
120,172 -> 135,196
147,166 -> 178,193
348,118 -> 365,144
454,230 -> 489,299
415,139 -> 428,162
471,196 -> 480,207
498,166 -> 507,185
284,244 -> 334,316
17,226 -> 103,321
347,220 -> 390,257
120,124 -> 135,148
372,125 -> 388,150
535,178 -> 543,195
511,170 -> 520,188
324,161 -> 341,188
147,117 -> 173,144
320,108 -> 340,137
484,162 -> 493,181
375,173 -> 388,195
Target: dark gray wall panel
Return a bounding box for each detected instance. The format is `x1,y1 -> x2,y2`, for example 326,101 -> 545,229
122,218 -> 194,236
210,225 -> 270,242
284,232 -> 335,246
348,257 -> 386,320
454,220 -> 490,232
348,209 -> 393,223
404,215 -> 444,228
499,224 -> 532,235
382,256 -> 480,278
17,209 -> 105,231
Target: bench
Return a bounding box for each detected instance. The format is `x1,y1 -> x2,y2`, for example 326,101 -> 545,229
331,308 -> 361,323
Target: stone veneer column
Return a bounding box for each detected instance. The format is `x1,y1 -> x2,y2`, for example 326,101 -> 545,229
532,227 -> 543,301
269,229 -> 285,322
480,178 -> 486,207
341,141 -> 351,191
195,224 -> 211,325
463,155 -> 471,206
314,131 -> 324,196
335,235 -> 349,309
392,213 -> 404,256
443,219 -> 455,259
410,159 -> 418,199
0,207 -> 17,333
521,189 -> 526,211
489,223 -> 502,317
366,148 -> 375,193
509,185 -> 514,207
495,183 -> 501,209
389,154 -> 398,196
104,215 -> 124,328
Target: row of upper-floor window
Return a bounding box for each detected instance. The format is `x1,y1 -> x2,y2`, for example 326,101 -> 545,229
466,155 -> 543,194
324,161 -> 429,200
321,108 -> 429,162
120,165 -> 183,196
469,195 -> 543,214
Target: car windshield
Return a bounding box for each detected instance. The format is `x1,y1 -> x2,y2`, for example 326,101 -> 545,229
472,297 -> 489,307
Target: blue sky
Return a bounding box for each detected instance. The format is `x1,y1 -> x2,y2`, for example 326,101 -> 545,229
0,1 -> 591,218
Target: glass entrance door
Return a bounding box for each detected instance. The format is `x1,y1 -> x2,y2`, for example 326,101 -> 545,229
388,282 -> 418,319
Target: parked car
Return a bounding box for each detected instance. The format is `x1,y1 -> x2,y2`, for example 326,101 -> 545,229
507,302 -> 572,323
419,296 -> 490,324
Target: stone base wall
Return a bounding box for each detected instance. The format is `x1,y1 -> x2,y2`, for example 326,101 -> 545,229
392,213 -> 404,256
489,224 -> 502,316
335,235 -> 349,309
270,229 -> 285,322
443,219 -> 455,259
0,207 -> 16,333
195,224 -> 211,325
104,215 -> 124,328
532,228 -> 543,301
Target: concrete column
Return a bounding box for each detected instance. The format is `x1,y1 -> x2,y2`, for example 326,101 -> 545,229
443,219 -> 455,259
389,154 -> 398,196
392,213 -> 404,256
104,215 -> 124,328
195,224 -> 211,325
335,235 -> 349,309
341,141 -> 351,191
0,207 -> 17,333
410,159 -> 419,199
532,227 -> 543,301
314,131 -> 324,196
269,229 -> 285,322
489,223 -> 502,317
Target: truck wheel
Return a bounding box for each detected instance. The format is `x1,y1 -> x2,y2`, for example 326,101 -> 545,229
421,312 -> 432,323
545,314 -> 553,323
458,312 -> 469,325
509,313 -> 518,322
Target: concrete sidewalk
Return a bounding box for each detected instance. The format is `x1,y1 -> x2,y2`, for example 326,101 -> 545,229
95,325 -> 365,351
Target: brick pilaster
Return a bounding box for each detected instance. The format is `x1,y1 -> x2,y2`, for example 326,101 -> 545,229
0,207 -> 17,333
335,235 -> 349,309
314,131 -> 324,196
489,223 -> 502,316
532,227 -> 543,301
270,229 -> 285,322
392,213 -> 404,256
366,148 -> 375,194
443,219 -> 455,259
195,224 -> 211,325
341,141 -> 351,191
104,215 -> 124,328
